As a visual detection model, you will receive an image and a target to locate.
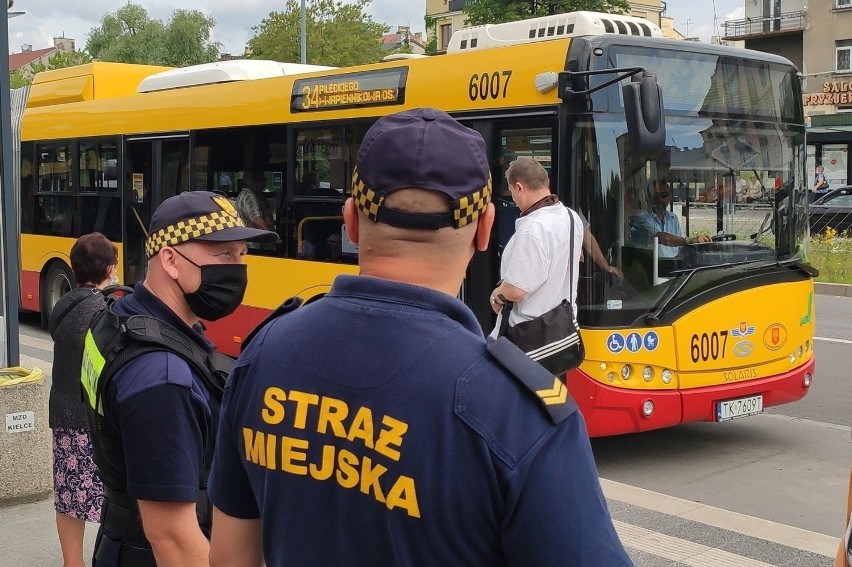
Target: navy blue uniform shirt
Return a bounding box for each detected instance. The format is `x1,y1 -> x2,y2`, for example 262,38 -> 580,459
105,283 -> 218,503
209,275 -> 631,566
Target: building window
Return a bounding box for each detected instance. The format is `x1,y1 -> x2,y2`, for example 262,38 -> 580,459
838,41 -> 852,72
440,24 -> 452,51
837,0 -> 852,8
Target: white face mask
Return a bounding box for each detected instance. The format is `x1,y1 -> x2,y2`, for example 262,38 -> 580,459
110,273 -> 119,286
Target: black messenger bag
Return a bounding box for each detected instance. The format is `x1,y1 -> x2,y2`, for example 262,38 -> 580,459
497,299 -> 584,376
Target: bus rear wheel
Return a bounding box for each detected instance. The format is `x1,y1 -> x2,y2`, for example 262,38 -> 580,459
41,262 -> 74,328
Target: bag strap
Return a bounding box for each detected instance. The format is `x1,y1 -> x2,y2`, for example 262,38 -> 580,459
49,289 -> 98,338
567,207 -> 576,308
497,299 -> 513,337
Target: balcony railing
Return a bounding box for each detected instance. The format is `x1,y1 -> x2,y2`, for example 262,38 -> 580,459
722,10 -> 806,39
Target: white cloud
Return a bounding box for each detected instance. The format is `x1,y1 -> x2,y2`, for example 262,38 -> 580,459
8,0 -> 426,56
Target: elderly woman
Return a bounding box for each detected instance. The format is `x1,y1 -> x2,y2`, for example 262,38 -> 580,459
48,232 -> 117,567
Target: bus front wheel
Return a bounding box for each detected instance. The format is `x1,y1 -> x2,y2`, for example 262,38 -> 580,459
41,262 -> 74,329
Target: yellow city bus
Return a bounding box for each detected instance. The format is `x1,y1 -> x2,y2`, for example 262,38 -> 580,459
18,11 -> 815,436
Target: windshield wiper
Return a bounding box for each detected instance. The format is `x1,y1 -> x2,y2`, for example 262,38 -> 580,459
751,212 -> 772,244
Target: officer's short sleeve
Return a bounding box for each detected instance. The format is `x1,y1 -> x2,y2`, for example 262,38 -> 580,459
500,411 -> 632,566
209,367 -> 260,519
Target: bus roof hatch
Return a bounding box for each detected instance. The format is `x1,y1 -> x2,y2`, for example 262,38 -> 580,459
447,11 -> 663,54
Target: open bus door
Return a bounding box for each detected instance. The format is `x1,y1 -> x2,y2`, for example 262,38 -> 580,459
122,135 -> 190,284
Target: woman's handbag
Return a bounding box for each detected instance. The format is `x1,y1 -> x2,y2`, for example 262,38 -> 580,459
496,209 -> 585,375
497,299 -> 584,375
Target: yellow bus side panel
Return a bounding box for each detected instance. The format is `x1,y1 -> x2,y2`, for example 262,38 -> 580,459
22,40 -> 568,141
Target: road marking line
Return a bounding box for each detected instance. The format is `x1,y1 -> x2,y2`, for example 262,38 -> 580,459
614,521 -> 776,566
814,336 -> 852,344
601,479 -> 837,557
761,412 -> 851,432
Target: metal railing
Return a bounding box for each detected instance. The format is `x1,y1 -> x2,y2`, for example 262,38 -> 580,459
722,10 -> 806,39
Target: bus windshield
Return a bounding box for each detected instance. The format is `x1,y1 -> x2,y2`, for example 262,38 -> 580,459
572,46 -> 808,328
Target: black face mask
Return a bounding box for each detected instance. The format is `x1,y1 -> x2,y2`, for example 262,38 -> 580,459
173,248 -> 248,322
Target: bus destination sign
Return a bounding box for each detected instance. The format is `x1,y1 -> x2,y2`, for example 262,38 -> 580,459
291,68 -> 408,112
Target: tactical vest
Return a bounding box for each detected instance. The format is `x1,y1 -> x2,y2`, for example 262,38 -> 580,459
80,291 -> 235,559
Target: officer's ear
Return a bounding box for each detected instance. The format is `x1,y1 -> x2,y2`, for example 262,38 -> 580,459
475,202 -> 494,252
343,198 -> 360,246
158,246 -> 181,281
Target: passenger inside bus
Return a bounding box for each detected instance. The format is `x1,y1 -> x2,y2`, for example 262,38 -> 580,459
236,170 -> 274,232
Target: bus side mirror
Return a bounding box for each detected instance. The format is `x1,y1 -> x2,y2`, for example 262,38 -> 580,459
623,72 -> 665,161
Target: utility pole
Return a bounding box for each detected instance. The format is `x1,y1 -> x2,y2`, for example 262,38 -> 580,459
684,18 -> 693,38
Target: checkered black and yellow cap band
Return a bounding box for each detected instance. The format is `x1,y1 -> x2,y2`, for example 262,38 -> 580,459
455,175 -> 492,228
352,166 -> 492,229
352,167 -> 385,223
145,210 -> 247,257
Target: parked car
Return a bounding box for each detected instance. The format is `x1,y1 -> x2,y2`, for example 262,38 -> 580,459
810,186 -> 852,235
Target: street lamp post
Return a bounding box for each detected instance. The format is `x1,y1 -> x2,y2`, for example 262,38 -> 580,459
300,0 -> 307,64
0,0 -> 20,366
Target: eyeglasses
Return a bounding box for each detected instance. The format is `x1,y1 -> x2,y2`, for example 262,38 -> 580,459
655,192 -> 670,198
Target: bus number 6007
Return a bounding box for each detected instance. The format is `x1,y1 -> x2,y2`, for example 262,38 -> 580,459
468,70 -> 513,101
690,331 -> 728,363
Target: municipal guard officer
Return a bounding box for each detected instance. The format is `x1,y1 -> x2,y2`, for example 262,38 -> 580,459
207,108 -> 632,566
82,191 -> 277,566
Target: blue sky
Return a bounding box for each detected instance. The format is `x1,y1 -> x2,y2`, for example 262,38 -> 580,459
7,0 -> 745,57
664,0 -> 744,41
7,0 -> 428,56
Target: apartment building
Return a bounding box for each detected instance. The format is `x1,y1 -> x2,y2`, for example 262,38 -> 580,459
723,0 -> 852,187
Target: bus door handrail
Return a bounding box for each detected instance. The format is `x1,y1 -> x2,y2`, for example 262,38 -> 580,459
296,215 -> 344,255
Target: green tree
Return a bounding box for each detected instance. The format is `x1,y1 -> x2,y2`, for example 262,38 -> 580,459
248,0 -> 388,67
160,10 -> 221,66
9,50 -> 92,87
85,3 -> 219,66
465,0 -> 631,26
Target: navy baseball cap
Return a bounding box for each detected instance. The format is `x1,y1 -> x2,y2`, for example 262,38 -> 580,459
352,108 -> 492,230
145,190 -> 278,257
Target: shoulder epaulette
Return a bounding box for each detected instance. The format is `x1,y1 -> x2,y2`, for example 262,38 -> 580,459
486,336 -> 577,424
241,296 -> 303,352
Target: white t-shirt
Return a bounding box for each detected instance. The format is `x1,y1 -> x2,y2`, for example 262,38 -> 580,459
491,204 -> 584,338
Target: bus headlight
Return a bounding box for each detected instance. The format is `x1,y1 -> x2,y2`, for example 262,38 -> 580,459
803,373 -> 812,388
661,369 -> 673,384
797,345 -> 803,358
607,372 -> 615,383
642,399 -> 654,417
642,366 -> 653,382
621,364 -> 632,380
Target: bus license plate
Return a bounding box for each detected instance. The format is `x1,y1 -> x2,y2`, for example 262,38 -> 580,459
716,395 -> 763,422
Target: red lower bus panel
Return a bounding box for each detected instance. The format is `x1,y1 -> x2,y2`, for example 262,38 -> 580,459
203,303 -> 274,358
566,357 -> 814,438
20,271 -> 40,312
